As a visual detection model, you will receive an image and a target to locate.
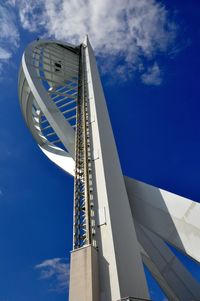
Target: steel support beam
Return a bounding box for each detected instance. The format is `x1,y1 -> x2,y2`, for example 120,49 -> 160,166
125,176 -> 200,264
140,247 -> 180,301
135,223 -> 200,300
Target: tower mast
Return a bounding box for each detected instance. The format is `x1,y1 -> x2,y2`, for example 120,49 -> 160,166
73,44 -> 93,249
69,37 -> 150,301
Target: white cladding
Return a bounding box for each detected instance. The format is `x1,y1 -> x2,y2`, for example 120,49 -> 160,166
84,37 -> 150,300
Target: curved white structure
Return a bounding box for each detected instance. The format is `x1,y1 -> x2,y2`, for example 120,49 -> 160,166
19,38 -> 200,301
19,40 -> 77,175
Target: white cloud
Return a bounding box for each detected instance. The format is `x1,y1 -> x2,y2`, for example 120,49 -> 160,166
0,5 -> 19,48
17,0 -> 46,32
6,0 -> 16,7
16,0 -> 178,84
35,257 -> 70,292
141,62 -> 162,86
0,48 -> 12,60
0,3 -> 19,76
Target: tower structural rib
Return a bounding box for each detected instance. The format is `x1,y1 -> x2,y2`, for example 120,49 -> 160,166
18,37 -> 200,301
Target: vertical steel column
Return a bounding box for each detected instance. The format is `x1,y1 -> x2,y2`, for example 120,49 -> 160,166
69,43 -> 99,301
73,44 -> 96,249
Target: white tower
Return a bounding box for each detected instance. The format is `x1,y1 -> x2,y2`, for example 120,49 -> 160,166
19,37 -> 200,301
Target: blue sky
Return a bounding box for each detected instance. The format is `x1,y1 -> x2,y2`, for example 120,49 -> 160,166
0,0 -> 200,300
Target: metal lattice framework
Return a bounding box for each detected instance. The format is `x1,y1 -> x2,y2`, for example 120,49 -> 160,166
73,44 -> 96,249
19,38 -> 200,301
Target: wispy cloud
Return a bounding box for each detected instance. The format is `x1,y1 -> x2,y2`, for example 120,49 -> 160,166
0,48 -> 12,60
6,0 -> 16,7
35,257 -> 70,292
16,0 -> 179,85
17,0 -> 46,32
141,62 -> 162,86
0,2 -> 19,76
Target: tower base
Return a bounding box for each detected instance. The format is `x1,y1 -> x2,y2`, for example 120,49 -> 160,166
69,245 -> 99,301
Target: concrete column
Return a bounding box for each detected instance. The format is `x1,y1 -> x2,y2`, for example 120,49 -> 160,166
69,245 -> 99,301
84,37 -> 150,301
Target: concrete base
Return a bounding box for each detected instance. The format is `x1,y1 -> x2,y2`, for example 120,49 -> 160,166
69,245 -> 99,301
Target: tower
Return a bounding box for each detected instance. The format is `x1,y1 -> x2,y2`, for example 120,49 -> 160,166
19,37 -> 200,301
